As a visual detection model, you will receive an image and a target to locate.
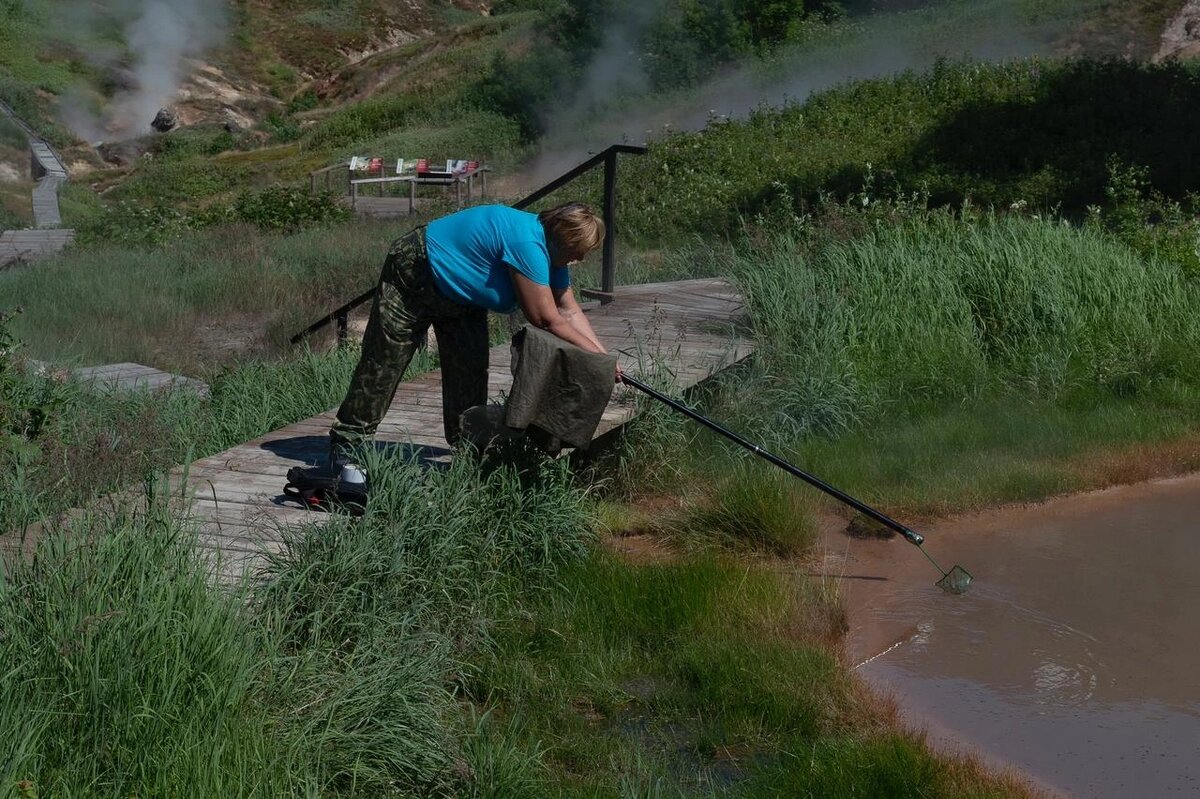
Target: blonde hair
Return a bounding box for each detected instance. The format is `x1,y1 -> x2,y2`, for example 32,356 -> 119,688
539,203 -> 605,262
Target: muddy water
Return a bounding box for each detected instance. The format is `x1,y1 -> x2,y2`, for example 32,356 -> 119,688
830,474 -> 1200,797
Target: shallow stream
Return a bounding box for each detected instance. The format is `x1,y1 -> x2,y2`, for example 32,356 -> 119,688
831,475 -> 1200,797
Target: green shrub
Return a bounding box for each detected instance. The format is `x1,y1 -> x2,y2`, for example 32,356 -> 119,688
0,310 -> 66,446
261,111 -> 302,143
476,50 -> 573,140
154,128 -> 237,160
223,186 -> 350,232
1089,157 -> 1200,276
0,114 -> 25,149
77,188 -> 349,245
114,158 -> 243,203
485,0 -> 823,132
0,203 -> 21,231
306,93 -> 425,149
74,200 -> 194,246
286,90 -> 320,114
0,6 -> 78,148
55,182 -> 105,229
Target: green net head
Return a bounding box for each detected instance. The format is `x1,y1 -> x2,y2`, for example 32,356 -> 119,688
937,565 -> 973,595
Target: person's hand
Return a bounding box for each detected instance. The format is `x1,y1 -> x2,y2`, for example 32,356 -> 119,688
615,363 -> 625,384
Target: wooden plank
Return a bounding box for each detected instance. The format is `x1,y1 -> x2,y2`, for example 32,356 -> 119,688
382,407 -> 450,424
182,465 -> 296,485
597,306 -> 742,326
280,417 -> 446,439
120,373 -> 180,388
186,521 -> 272,553
589,318 -> 739,339
176,468 -> 297,493
187,497 -> 312,527
185,486 -> 294,509
611,289 -> 743,311
75,363 -> 160,378
193,540 -> 268,582
644,287 -> 741,305
63,363 -> 210,396
385,396 -> 450,413
187,441 -> 325,466
603,286 -> 743,308
624,340 -> 748,364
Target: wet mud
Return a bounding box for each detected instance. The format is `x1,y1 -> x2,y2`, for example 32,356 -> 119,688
826,474 -> 1200,797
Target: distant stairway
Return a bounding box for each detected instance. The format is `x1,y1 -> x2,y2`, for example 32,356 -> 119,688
0,100 -> 74,268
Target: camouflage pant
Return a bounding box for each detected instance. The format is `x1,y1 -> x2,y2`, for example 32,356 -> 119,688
331,227 -> 489,449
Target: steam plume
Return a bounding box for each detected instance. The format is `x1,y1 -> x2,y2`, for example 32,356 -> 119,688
63,0 -> 228,143
523,0 -> 1056,186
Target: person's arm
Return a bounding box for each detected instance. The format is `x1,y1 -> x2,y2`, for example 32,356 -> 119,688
511,269 -> 607,355
554,285 -> 606,353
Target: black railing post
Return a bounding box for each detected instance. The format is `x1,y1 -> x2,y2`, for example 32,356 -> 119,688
600,148 -> 618,303
336,309 -> 349,344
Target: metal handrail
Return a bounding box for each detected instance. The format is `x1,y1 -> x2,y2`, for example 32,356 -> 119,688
290,143 -> 648,345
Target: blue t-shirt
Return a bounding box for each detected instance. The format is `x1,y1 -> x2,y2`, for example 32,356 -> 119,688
425,205 -> 571,313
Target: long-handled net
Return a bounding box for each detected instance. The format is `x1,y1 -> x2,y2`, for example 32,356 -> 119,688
621,375 -> 973,595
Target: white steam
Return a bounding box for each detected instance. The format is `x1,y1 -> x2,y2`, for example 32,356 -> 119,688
63,0 -> 227,143
523,0 -> 1060,186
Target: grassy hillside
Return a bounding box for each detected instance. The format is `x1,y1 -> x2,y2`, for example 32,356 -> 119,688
0,113 -> 31,228
46,11 -> 534,226
0,0 -> 489,115
4,0 -> 1184,212
622,58 -> 1200,240
228,0 -> 493,93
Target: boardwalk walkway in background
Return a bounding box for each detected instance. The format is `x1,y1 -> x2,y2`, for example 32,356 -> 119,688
0,100 -> 74,268
176,278 -> 753,578
29,141 -> 67,228
0,229 -> 74,265
72,362 -> 210,397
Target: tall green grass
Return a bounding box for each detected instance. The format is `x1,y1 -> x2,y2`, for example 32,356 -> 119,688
721,213 -> 1200,441
0,452 -> 595,797
594,209 -> 1200,550
0,218 -> 423,368
467,552 -> 1023,796
0,505 -> 279,797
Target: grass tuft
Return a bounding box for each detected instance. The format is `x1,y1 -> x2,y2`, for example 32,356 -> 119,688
679,463 -> 819,555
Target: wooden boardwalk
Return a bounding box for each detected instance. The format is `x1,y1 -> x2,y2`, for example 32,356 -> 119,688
0,100 -> 73,268
24,360 -> 209,396
174,278 -> 752,577
72,362 -> 210,397
0,229 -> 74,268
